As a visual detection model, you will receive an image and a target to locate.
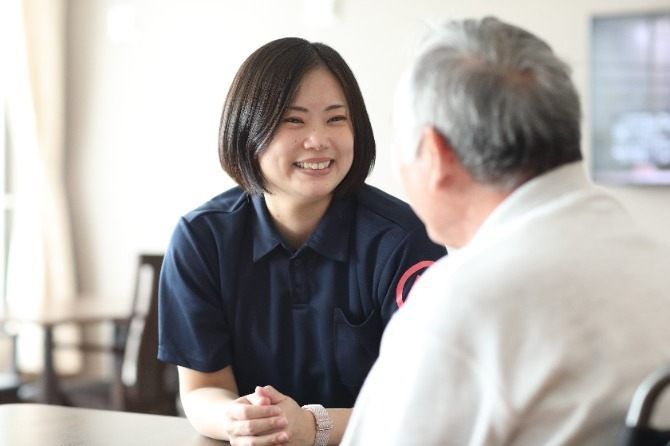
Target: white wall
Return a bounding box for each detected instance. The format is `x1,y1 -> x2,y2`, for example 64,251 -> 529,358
66,0 -> 670,298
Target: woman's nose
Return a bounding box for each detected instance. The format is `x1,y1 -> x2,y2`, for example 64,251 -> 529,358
303,127 -> 328,150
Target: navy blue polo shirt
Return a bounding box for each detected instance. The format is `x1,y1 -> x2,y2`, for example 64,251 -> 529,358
158,184 -> 446,407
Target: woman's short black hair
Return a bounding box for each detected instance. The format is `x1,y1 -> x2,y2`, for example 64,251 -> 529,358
219,37 -> 375,196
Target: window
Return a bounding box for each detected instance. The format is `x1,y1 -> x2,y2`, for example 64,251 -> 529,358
1,0 -> 13,313
1,102 -> 10,310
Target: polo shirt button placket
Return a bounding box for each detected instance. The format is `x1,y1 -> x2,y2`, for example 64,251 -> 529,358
291,257 -> 307,304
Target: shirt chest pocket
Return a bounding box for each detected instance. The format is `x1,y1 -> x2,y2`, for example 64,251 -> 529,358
333,308 -> 382,397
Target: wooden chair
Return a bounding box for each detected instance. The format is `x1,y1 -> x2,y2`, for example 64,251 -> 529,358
53,254 -> 178,415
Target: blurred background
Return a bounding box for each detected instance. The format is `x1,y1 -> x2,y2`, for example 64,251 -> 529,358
2,0 -> 670,411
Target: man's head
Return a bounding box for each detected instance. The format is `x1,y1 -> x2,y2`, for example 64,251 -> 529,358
395,17 -> 583,246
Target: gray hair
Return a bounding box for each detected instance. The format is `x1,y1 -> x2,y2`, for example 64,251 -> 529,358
396,17 -> 582,190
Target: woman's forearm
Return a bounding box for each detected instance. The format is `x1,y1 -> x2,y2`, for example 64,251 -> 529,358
181,386 -> 239,440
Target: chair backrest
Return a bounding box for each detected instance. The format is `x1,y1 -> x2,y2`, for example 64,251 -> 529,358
620,364 -> 670,446
120,254 -> 176,413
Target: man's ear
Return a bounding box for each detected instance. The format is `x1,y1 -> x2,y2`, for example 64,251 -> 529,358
420,127 -> 458,191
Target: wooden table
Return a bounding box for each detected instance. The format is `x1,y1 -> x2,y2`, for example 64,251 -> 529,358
1,295 -> 132,405
0,403 -> 226,445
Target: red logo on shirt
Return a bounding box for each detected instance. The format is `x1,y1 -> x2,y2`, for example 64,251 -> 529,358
395,260 -> 435,308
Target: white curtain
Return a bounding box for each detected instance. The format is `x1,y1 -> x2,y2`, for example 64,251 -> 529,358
5,0 -> 78,373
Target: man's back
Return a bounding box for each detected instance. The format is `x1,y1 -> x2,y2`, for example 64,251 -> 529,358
344,162 -> 670,445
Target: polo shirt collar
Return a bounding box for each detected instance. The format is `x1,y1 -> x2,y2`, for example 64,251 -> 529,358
305,196 -> 352,262
251,194 -> 353,263
251,195 -> 284,262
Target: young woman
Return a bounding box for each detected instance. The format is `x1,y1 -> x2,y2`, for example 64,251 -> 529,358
158,37 -> 446,445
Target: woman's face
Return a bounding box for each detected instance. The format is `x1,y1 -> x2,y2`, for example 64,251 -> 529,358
258,67 -> 354,206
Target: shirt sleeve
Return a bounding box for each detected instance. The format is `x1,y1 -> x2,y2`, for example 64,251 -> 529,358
157,217 -> 232,372
376,227 -> 447,324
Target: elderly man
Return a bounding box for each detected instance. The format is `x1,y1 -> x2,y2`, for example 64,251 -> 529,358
342,17 -> 670,445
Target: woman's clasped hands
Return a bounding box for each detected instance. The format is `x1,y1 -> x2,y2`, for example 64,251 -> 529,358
224,386 -> 317,446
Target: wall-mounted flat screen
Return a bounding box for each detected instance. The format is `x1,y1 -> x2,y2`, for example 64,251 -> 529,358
591,11 -> 670,185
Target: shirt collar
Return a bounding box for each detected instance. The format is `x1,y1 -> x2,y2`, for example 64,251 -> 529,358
305,196 -> 352,262
251,194 -> 353,263
469,160 -> 595,248
251,195 -> 284,262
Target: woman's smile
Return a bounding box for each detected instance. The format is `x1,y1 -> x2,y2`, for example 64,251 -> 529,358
294,158 -> 334,172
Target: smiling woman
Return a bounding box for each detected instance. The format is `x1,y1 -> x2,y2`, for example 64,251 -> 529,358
157,37 -> 446,446
259,67 -> 355,236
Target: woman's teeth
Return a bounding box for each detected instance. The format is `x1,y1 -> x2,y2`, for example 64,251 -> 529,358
295,161 -> 331,170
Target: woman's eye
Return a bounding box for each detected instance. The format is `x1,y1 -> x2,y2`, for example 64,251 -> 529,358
283,117 -> 303,124
328,115 -> 348,123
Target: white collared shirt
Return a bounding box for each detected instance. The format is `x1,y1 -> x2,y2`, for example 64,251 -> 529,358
343,161 -> 670,445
